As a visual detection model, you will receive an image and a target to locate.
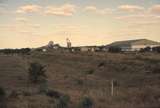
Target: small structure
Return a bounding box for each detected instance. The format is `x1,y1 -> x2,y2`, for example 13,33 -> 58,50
46,41 -> 61,50
42,49 -> 47,52
53,44 -> 61,49
80,47 -> 91,52
79,46 -> 97,52
36,41 -> 61,52
106,39 -> 160,52
98,46 -> 108,52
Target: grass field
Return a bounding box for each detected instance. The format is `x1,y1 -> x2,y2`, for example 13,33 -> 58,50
0,51 -> 160,108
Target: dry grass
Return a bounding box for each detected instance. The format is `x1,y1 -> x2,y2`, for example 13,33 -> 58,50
0,52 -> 160,108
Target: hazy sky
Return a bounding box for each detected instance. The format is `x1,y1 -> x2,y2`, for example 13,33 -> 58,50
0,0 -> 160,48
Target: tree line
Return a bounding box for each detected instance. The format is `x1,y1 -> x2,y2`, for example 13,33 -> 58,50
0,48 -> 31,55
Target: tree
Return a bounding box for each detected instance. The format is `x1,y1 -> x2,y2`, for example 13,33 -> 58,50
0,48 -> 31,55
20,48 -> 31,55
28,62 -> 46,83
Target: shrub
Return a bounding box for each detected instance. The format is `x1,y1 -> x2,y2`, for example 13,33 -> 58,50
78,96 -> 94,108
56,95 -> 70,108
9,90 -> 19,98
0,48 -> 31,55
20,48 -> 31,55
0,87 -> 5,98
151,65 -> 160,74
0,87 -> 6,108
140,47 -> 151,52
28,62 -> 46,83
46,90 -> 61,99
98,62 -> 106,67
75,79 -> 83,85
85,69 -> 94,75
152,46 -> 160,53
22,91 -> 32,96
39,79 -> 48,93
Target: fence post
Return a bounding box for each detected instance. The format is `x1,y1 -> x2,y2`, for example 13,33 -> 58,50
111,80 -> 114,96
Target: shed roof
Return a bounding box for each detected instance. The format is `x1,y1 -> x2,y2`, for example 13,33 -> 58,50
107,39 -> 160,47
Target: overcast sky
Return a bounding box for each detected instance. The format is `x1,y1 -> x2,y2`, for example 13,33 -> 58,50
0,0 -> 160,48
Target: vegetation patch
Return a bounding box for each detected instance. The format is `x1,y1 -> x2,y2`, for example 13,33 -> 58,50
28,62 -> 47,83
85,69 -> 95,75
46,90 -> 62,99
55,95 -> 70,108
78,96 -> 94,108
0,87 -> 5,99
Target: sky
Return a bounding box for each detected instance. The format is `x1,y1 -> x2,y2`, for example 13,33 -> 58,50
0,0 -> 160,48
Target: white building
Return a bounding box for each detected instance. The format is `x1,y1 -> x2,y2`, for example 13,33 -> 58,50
107,39 -> 160,51
80,46 -> 97,52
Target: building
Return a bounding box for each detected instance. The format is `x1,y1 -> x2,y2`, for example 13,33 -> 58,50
106,39 -> 160,51
79,46 -> 101,52
70,46 -> 97,52
42,49 -> 47,52
36,41 -> 61,52
52,44 -> 61,49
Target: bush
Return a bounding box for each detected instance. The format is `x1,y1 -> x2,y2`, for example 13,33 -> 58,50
0,48 -> 31,55
78,96 -> 94,108
140,47 -> 151,52
0,87 -> 6,108
39,79 -> 48,93
22,90 -> 32,96
20,48 -> 31,55
28,62 -> 46,83
74,79 -> 83,85
9,90 -> 19,98
152,46 -> 160,53
0,87 -> 5,98
56,95 -> 70,108
98,62 -> 106,67
151,65 -> 160,74
108,46 -> 121,53
46,90 -> 61,99
85,69 -> 94,75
